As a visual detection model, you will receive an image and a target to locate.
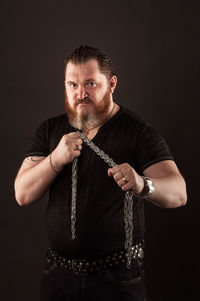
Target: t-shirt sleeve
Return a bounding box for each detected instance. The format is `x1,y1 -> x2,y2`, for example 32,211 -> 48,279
25,120 -> 50,158
135,123 -> 174,173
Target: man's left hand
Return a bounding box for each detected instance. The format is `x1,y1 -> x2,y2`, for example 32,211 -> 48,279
108,163 -> 144,195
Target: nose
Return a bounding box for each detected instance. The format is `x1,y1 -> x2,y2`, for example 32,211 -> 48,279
76,85 -> 88,100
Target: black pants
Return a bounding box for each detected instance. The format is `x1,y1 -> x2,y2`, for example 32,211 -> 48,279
40,259 -> 147,301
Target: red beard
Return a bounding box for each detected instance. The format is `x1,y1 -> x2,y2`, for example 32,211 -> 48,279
65,89 -> 112,130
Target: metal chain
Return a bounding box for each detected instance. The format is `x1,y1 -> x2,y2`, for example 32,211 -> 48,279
71,156 -> 78,240
78,131 -> 116,168
124,190 -> 134,268
71,130 -> 134,268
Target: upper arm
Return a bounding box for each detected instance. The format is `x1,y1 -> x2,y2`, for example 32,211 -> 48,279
135,122 -> 174,173
143,160 -> 182,179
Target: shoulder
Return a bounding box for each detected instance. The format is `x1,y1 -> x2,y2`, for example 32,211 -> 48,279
39,113 -> 69,132
117,106 -> 149,132
45,113 -> 68,126
32,113 -> 70,142
117,106 -> 165,145
119,106 -> 142,121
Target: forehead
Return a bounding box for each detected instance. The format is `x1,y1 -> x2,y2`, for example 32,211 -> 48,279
65,59 -> 106,81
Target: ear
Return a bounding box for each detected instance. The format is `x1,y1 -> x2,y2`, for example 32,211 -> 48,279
110,76 -> 117,93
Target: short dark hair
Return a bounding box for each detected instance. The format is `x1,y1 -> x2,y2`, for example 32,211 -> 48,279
64,45 -> 115,79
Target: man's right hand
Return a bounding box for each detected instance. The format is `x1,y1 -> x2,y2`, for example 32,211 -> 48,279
51,132 -> 83,171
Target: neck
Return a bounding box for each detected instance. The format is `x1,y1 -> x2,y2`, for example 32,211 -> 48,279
83,102 -> 117,136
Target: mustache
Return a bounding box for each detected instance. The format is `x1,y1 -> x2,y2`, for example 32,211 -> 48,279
75,97 -> 91,106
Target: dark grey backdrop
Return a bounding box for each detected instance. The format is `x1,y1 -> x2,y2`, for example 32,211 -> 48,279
1,0 -> 199,300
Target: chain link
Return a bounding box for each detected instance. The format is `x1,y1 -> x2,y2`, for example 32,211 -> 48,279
71,130 -> 134,268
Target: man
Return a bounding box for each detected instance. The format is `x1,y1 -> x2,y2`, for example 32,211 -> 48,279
14,45 -> 187,301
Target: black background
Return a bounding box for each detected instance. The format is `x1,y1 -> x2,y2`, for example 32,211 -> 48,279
1,0 -> 199,300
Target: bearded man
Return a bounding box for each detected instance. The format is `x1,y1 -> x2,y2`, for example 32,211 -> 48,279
14,45 -> 187,301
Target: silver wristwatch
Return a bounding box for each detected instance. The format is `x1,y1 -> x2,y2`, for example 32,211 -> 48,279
142,176 -> 155,200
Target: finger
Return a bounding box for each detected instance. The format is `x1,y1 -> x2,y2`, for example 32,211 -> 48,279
121,182 -> 133,191
68,132 -> 81,139
73,146 -> 82,156
122,178 -> 138,192
108,169 -> 113,177
108,165 -> 123,176
74,144 -> 82,151
121,177 -> 135,191
117,176 -> 128,187
72,138 -> 83,145
113,171 -> 124,181
74,150 -> 81,158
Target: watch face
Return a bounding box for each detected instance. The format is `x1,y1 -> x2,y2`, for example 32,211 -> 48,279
147,179 -> 155,193
145,178 -> 155,195
142,176 -> 155,199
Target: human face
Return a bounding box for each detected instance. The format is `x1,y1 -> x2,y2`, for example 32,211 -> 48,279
64,59 -> 116,130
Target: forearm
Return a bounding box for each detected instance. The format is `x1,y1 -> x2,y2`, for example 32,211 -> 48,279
108,160 -> 187,209
14,155 -> 59,206
143,174 -> 187,208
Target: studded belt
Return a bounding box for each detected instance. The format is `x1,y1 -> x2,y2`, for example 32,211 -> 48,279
44,242 -> 144,275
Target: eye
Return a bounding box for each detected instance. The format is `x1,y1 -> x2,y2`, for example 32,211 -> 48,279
86,81 -> 96,87
69,82 -> 77,88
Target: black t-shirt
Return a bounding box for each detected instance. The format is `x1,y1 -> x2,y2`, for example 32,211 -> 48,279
26,106 -> 173,258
